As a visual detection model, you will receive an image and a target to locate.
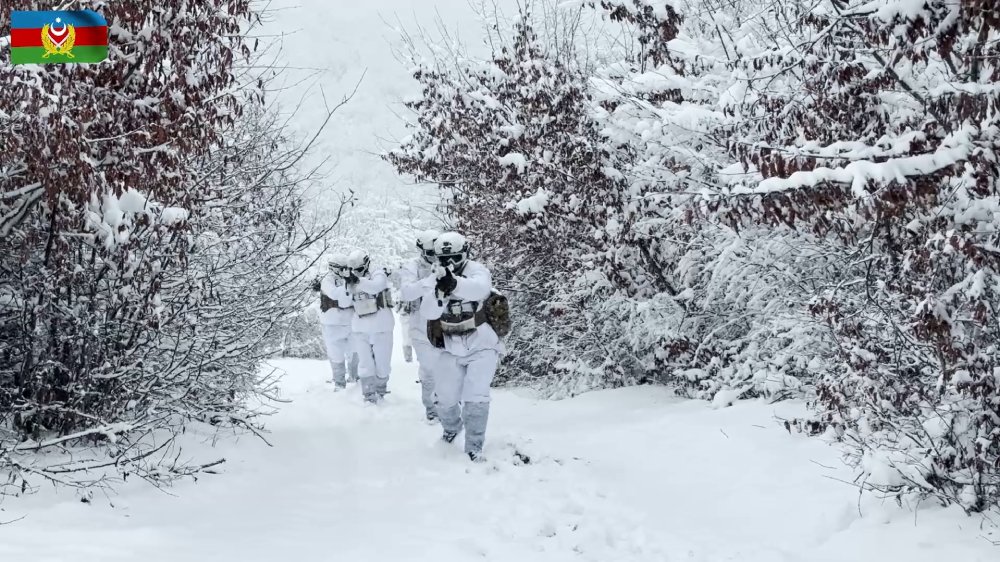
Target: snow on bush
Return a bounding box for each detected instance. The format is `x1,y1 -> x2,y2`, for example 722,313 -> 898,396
713,0 -> 1000,512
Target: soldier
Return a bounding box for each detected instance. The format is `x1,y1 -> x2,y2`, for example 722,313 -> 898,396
318,253 -> 358,389
399,230 -> 442,422
421,232 -> 504,461
346,250 -> 395,404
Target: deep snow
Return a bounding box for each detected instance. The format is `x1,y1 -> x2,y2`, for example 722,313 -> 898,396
1,321 -> 995,560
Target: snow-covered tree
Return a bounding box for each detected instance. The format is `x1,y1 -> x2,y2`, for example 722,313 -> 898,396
0,1 -> 336,493
389,14 -> 637,386
717,0 -> 1000,512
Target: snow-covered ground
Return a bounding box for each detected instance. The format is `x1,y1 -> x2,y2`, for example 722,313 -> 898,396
1,321 -> 995,560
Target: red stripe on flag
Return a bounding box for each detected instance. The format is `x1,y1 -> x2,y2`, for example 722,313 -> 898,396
10,26 -> 108,48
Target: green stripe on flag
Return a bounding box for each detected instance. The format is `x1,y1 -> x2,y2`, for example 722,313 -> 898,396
11,45 -> 108,64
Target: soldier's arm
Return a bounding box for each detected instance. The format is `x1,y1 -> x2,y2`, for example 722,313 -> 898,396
320,277 -> 337,298
356,271 -> 389,294
420,293 -> 444,320
452,263 -> 492,302
399,261 -> 434,301
329,283 -> 352,308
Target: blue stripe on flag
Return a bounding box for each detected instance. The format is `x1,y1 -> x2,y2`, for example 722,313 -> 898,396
11,10 -> 106,29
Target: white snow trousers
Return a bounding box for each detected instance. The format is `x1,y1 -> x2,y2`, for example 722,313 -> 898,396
411,339 -> 439,417
435,349 -> 497,455
400,313 -> 414,362
321,323 -> 357,386
352,330 -> 393,402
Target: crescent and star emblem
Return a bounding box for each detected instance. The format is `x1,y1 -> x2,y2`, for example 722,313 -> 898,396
41,17 -> 76,58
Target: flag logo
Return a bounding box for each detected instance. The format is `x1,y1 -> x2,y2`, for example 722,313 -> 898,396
10,10 -> 107,65
41,19 -> 77,58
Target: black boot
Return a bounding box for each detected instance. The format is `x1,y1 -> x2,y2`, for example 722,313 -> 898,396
442,431 -> 458,443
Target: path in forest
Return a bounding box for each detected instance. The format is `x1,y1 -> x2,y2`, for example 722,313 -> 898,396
1,322 -> 993,561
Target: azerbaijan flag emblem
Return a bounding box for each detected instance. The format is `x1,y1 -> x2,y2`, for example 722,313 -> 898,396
10,10 -> 108,65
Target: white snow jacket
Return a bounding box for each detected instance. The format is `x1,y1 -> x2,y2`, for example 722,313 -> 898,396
399,257 -> 437,344
319,275 -> 353,326
420,259 -> 504,357
349,269 -> 395,334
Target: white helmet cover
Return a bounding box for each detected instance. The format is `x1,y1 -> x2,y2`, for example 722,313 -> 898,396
327,252 -> 348,270
416,229 -> 440,263
347,249 -> 371,274
434,232 -> 469,269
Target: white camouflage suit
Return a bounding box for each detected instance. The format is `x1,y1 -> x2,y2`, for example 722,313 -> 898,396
319,275 -> 358,386
348,269 -> 395,402
421,259 -> 503,457
399,257 -> 441,419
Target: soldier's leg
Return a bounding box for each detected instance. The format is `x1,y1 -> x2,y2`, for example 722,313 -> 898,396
400,314 -> 414,363
321,324 -> 347,386
460,350 -> 499,458
371,330 -> 393,397
411,339 -> 439,419
434,352 -> 464,438
352,333 -> 379,403
348,351 -> 359,382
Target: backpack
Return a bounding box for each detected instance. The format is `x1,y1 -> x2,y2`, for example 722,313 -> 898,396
483,291 -> 511,337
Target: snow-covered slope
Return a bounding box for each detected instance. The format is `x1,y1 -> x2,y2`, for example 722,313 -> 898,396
0,329 -> 994,560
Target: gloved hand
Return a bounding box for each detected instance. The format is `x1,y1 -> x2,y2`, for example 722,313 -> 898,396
311,278 -> 321,292
435,267 -> 457,296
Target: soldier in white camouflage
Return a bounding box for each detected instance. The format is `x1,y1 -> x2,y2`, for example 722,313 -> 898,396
346,250 -> 395,404
421,232 -> 504,461
399,230 -> 443,421
318,253 -> 359,388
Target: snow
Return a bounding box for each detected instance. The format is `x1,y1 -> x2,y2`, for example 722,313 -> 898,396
851,0 -> 932,21
514,188 -> 549,215
117,189 -> 151,213
261,0 -> 517,263
0,322 -> 994,560
160,206 -> 189,225
85,190 -> 189,247
499,152 -> 528,174
711,386 -> 743,408
740,126 -> 974,197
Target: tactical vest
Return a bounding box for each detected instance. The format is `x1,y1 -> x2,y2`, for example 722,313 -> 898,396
320,293 -> 339,312
427,291 -> 510,348
353,289 -> 393,317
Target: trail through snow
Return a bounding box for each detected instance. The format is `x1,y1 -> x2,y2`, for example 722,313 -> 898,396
0,322 -> 995,560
